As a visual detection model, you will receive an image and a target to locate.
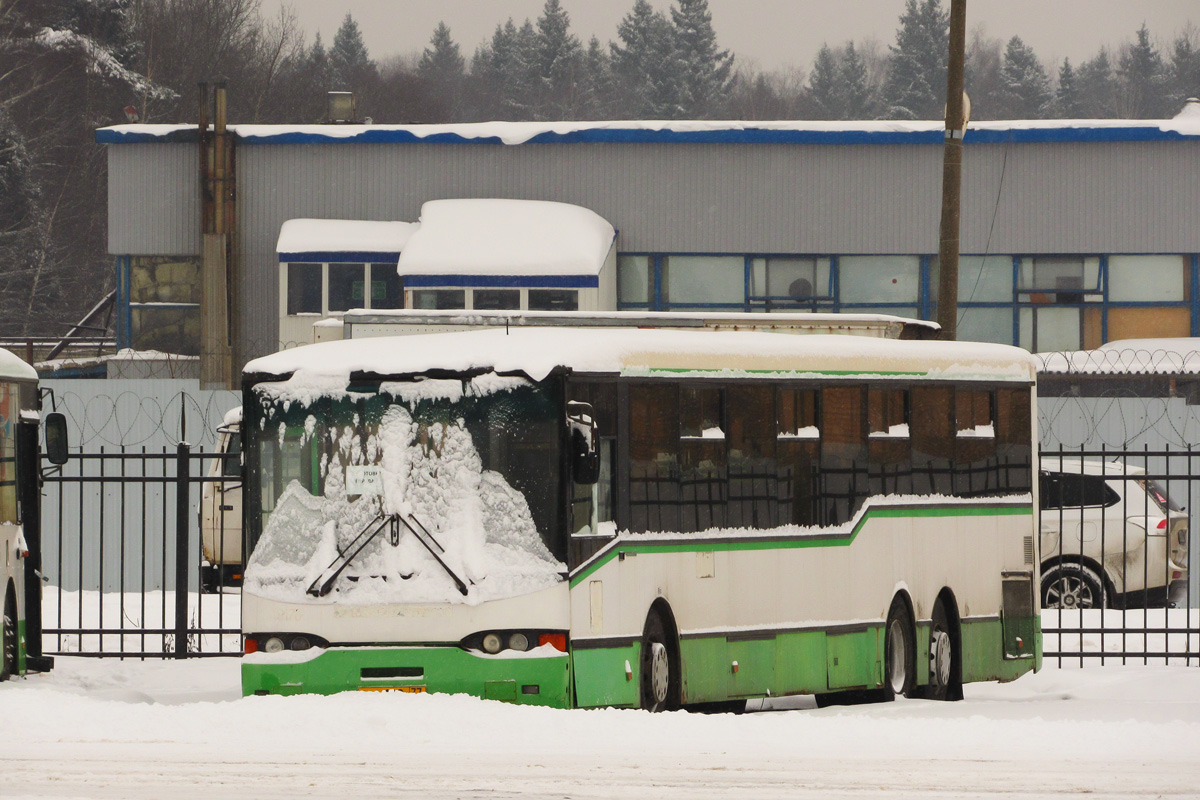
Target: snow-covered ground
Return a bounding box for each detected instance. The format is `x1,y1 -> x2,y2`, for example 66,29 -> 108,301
3,655 -> 1198,799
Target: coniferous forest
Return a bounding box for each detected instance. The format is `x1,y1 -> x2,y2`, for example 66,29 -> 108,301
1,0 -> 1198,337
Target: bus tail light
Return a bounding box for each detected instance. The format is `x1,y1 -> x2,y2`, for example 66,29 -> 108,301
539,633 -> 567,652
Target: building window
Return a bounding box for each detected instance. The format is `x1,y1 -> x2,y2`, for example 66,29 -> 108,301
328,263 -> 364,312
287,263 -> 322,314
370,263 -> 403,309
618,255 -> 652,304
412,289 -> 466,309
663,256 -> 743,307
749,257 -> 833,309
473,289 -> 521,310
839,256 -> 920,305
529,289 -> 578,311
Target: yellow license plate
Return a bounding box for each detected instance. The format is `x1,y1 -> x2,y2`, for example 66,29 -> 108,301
359,685 -> 426,693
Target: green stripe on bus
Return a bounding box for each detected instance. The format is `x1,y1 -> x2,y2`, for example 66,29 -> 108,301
569,503 -> 1032,587
642,368 -> 929,377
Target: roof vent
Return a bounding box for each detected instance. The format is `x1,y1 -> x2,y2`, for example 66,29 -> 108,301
326,91 -> 357,124
1175,97 -> 1200,120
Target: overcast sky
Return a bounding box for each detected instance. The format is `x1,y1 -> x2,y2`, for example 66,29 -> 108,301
259,0 -> 1198,74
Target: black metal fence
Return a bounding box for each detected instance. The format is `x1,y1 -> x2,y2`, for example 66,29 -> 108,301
1040,444 -> 1198,665
40,444 -> 241,658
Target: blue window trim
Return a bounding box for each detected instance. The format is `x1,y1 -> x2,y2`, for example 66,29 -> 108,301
279,252 -> 400,264
403,274 -> 598,288
615,250 -> 1200,348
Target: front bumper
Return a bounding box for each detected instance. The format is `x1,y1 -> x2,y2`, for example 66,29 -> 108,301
242,645 -> 572,707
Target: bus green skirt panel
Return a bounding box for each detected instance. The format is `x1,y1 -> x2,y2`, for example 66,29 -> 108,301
239,327 -> 1041,706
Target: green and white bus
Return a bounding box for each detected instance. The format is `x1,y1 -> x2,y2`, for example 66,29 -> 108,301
240,325 -> 1040,707
1,348 -> 66,680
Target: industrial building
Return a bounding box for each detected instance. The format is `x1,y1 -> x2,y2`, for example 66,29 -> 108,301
97,102 -> 1200,384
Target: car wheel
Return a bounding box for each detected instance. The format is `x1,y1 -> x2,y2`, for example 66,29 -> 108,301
884,595 -> 916,698
640,612 -> 677,712
927,597 -> 961,702
1041,563 -> 1105,610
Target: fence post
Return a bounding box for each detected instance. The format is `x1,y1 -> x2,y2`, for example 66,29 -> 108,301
174,441 -> 190,658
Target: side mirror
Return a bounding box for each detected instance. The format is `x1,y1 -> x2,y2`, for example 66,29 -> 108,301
567,401 -> 600,485
44,412 -> 69,466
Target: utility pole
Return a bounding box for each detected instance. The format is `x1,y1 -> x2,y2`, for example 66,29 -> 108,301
936,0 -> 967,340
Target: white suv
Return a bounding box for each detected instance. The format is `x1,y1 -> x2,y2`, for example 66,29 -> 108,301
1039,458 -> 1188,609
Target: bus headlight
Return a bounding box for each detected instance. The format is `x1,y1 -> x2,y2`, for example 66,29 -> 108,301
290,636 -> 311,651
263,636 -> 285,654
482,633 -> 503,654
508,632 -> 529,651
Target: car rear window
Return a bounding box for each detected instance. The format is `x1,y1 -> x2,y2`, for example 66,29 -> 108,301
1040,472 -> 1119,510
1138,479 -> 1182,513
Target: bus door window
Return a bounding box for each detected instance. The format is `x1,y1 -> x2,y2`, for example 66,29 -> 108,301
820,386 -> 868,525
911,386 -> 955,497
726,385 -> 775,529
955,389 -> 997,497
777,386 -> 820,526
680,386 -> 726,532
0,381 -> 17,524
868,387 -> 912,497
629,384 -> 680,534
568,382 -> 618,540
995,387 -> 1033,494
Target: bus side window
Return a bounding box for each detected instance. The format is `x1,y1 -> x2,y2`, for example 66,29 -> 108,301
628,384 -> 680,534
726,385 -> 774,529
777,386 -> 820,527
911,386 -> 955,498
821,386 -> 867,525
868,387 -> 912,497
996,387 -> 1033,494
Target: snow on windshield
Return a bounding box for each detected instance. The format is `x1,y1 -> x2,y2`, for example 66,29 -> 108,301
245,377 -> 564,606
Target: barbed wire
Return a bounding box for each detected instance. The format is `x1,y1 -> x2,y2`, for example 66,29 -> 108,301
49,388 -> 239,449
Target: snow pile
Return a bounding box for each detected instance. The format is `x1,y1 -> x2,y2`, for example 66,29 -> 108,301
396,199 -> 615,277
246,328 -> 1037,393
275,219 -> 417,256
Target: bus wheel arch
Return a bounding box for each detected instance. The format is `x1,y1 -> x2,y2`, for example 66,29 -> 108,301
926,588 -> 963,701
2,581 -> 16,681
640,599 -> 682,712
884,591 -> 917,698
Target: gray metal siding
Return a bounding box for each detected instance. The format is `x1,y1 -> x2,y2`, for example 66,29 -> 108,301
107,144 -> 200,256
105,137 -> 1200,356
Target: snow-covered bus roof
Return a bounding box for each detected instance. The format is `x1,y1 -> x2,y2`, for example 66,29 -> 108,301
397,199 -> 614,280
244,328 -> 1037,394
276,219 -> 417,263
1037,338 -> 1200,376
0,347 -> 39,382
341,309 -> 940,339
97,111 -> 1200,147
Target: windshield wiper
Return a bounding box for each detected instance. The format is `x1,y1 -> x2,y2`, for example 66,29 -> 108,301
307,513 -> 398,597
305,511 -> 471,598
399,513 -> 471,596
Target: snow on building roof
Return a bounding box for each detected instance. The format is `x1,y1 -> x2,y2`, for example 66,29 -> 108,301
244,327 -> 1036,392
276,219 -> 417,262
395,199 -> 615,280
95,113 -> 1200,147
0,347 -> 38,382
1037,338 -> 1200,376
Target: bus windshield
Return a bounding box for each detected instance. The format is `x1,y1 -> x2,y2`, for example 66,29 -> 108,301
244,373 -> 565,605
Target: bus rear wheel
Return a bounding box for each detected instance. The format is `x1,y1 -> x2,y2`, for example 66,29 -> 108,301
926,597 -> 962,701
640,612 -> 678,712
884,595 -> 916,698
1,590 -> 16,681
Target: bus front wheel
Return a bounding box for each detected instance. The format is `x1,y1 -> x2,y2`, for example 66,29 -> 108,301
640,612 -> 678,712
1,589 -> 15,681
